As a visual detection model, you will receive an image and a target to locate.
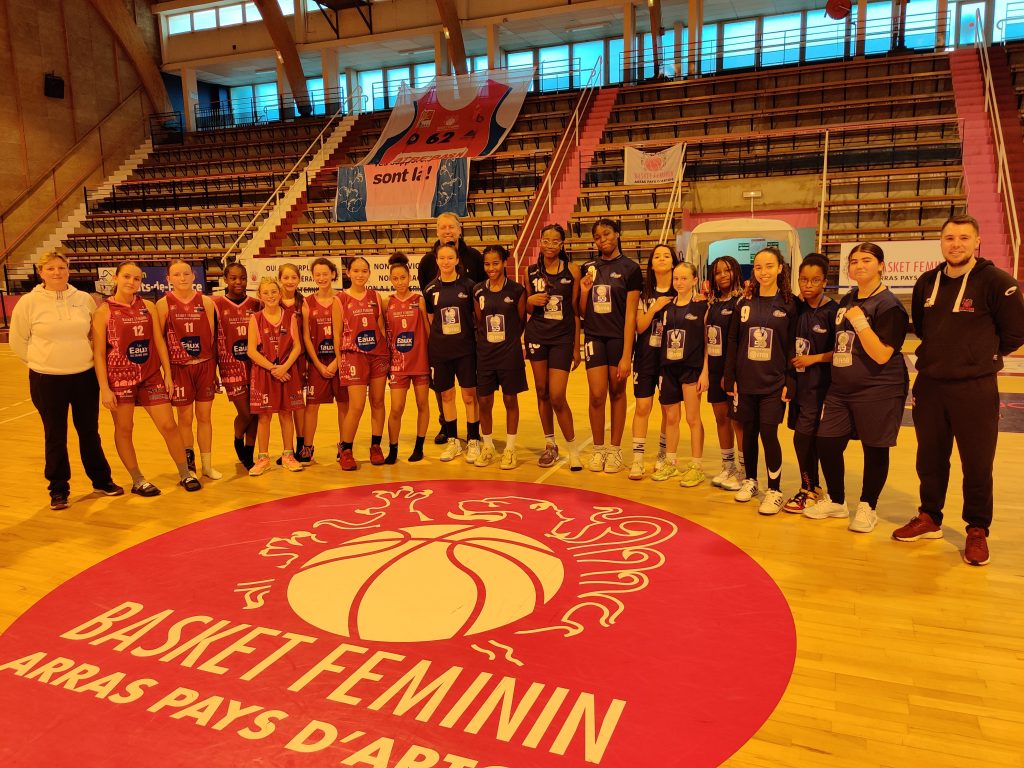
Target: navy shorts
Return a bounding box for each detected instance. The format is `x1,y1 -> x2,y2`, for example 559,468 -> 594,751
430,354 -> 477,392
525,340 -> 574,372
817,391 -> 904,447
633,369 -> 659,399
733,389 -> 787,425
658,365 -> 701,405
706,363 -> 728,404
584,335 -> 624,370
477,365 -> 529,397
788,389 -> 825,435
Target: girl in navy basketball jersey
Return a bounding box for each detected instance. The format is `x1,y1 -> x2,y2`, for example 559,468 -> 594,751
302,257 -> 346,465
579,218 -> 643,473
383,253 -> 431,463
213,262 -> 260,469
473,245 -> 528,469
92,261 -> 199,496
247,277 -> 305,476
424,243 -> 481,463
783,253 -> 838,514
629,243 -> 679,480
525,224 -> 582,471
654,261 -> 708,486
706,256 -> 745,491
278,263 -> 308,461
809,242 -> 909,533
724,246 -> 798,515
337,257 -> 389,470
156,259 -> 220,480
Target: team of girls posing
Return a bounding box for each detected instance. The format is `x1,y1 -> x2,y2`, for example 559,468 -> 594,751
92,231 -> 905,528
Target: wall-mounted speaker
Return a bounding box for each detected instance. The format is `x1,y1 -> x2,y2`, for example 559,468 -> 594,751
44,73 -> 65,99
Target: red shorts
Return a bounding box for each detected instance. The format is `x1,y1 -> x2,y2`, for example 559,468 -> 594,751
114,370 -> 171,407
338,351 -> 370,387
389,373 -> 431,390
369,354 -> 390,380
250,366 -> 305,414
170,359 -> 217,405
306,367 -> 349,404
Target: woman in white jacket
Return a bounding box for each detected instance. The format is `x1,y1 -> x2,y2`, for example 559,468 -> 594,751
10,253 -> 122,509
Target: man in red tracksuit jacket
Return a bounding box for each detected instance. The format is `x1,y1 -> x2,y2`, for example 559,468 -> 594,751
894,213 -> 1024,566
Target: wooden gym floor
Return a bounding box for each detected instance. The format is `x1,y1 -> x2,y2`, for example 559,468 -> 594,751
1,340 -> 1022,767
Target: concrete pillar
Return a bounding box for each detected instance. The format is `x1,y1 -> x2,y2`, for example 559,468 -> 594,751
435,29 -> 451,76
623,1 -> 636,83
674,21 -> 683,78
181,66 -> 198,132
855,0 -> 867,57
487,22 -> 502,71
344,67 -> 358,112
276,58 -> 291,118
687,0 -> 702,76
936,0 -> 949,50
321,48 -> 341,113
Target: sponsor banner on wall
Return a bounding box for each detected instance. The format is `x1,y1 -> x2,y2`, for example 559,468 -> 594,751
837,241 -> 941,293
239,257 -> 344,293
97,265 -> 205,296
623,143 -> 683,185
335,159 -> 469,222
239,256 -> 422,295
362,69 -> 534,165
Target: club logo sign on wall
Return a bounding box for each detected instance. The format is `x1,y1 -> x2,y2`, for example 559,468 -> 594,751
0,481 -> 795,767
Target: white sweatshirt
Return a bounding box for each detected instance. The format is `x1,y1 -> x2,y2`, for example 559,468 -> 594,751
9,285 -> 98,375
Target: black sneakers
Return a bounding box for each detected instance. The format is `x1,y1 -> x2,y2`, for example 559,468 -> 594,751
93,481 -> 125,496
49,493 -> 69,510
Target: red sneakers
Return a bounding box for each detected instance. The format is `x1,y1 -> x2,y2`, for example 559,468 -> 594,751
369,444 -> 385,466
963,527 -> 990,566
339,448 -> 358,471
892,513 -> 943,542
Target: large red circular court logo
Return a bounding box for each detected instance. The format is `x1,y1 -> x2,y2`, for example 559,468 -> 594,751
0,481 -> 795,767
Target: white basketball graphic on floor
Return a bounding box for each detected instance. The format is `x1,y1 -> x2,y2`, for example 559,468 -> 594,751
286,524 -> 565,641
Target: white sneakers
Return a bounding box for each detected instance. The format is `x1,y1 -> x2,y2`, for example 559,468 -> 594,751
603,448 -> 624,473
803,498 -> 849,519
628,456 -> 645,480
500,447 -> 517,470
465,439 -> 481,464
588,449 -> 606,472
758,489 -> 785,516
439,438 -> 463,462
710,465 -> 733,486
474,444 -> 495,467
848,501 -> 878,533
734,479 -> 759,502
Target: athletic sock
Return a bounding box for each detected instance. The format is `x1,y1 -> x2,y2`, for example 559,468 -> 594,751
409,436 -> 426,462
566,439 -> 578,453
545,433 -> 556,447
371,434 -> 382,446
128,467 -> 145,485
233,437 -> 245,462
175,461 -> 192,481
666,452 -> 677,465
384,443 -> 398,464
659,432 -> 667,453
444,420 -> 458,440
295,436 -> 305,455
482,433 -> 495,448
341,441 -> 353,452
200,453 -> 222,479
736,451 -> 746,479
721,448 -> 734,470
467,421 -> 481,441
632,438 -> 645,457
242,445 -> 256,468
506,433 -> 517,450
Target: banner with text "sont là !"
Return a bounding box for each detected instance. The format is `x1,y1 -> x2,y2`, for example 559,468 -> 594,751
335,159 -> 469,222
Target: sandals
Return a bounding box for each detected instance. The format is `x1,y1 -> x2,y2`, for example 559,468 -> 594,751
178,476 -> 202,492
131,482 -> 161,497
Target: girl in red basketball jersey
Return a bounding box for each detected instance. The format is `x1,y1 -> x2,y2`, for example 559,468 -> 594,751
213,262 -> 260,469
247,277 -> 305,476
337,257 -> 389,470
278,263 -> 308,460
383,253 -> 431,463
156,259 -> 220,480
92,261 -> 200,495
302,257 -> 347,464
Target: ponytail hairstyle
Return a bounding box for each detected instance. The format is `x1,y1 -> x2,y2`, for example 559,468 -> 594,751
848,241 -> 885,264
538,223 -> 570,266
709,255 -> 743,301
675,260 -> 700,301
642,242 -> 681,303
752,246 -> 792,303
436,243 -> 462,277
388,252 -> 410,274
112,259 -> 142,297
482,244 -> 510,262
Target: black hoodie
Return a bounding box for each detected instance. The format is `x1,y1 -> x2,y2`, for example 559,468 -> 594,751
419,238 -> 485,289
911,257 -> 1024,380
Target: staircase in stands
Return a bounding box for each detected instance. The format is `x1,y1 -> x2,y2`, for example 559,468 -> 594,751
949,48 -> 1014,272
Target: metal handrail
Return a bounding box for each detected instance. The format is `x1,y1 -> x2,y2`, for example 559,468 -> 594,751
974,9 -> 1021,277
511,57 -> 603,279
221,87 -> 366,267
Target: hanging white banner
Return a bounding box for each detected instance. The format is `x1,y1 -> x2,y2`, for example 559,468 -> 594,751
624,143 -> 684,185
